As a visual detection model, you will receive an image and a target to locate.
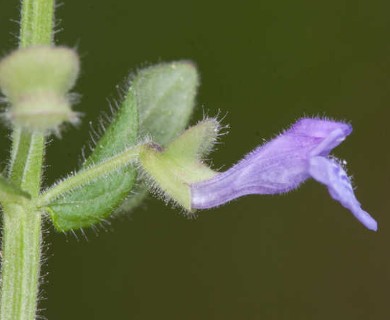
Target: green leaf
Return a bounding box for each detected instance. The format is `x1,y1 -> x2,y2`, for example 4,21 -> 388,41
118,61 -> 199,213
46,89 -> 138,231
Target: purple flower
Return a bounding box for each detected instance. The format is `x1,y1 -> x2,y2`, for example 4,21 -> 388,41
191,118 -> 377,231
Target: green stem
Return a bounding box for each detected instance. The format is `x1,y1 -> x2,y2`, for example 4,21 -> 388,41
19,0 -> 54,48
0,175 -> 31,204
0,0 -> 54,319
0,205 -> 41,320
8,129 -> 45,196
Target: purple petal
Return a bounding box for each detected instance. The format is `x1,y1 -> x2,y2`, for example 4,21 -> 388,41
309,156 -> 377,231
289,118 -> 352,140
191,118 -> 351,209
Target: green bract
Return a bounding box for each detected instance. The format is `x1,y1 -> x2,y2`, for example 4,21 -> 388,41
134,61 -> 199,145
45,89 -> 139,231
41,62 -> 200,231
118,61 -> 200,212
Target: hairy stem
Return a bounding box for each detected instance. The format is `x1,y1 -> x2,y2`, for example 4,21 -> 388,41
8,130 -> 45,196
19,0 -> 54,48
0,0 -> 54,319
0,205 -> 41,320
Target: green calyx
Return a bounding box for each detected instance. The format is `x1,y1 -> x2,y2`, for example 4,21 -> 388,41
117,61 -> 201,213
139,118 -> 220,211
0,46 -> 80,132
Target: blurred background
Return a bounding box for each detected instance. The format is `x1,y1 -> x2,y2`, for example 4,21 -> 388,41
1,0 -> 390,319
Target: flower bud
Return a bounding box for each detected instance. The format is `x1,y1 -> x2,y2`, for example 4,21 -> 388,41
0,46 -> 80,132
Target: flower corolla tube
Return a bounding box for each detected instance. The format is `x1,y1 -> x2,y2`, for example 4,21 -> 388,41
191,118 -> 377,231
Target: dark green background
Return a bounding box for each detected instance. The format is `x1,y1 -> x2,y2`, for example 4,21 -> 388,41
1,0 -> 390,319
